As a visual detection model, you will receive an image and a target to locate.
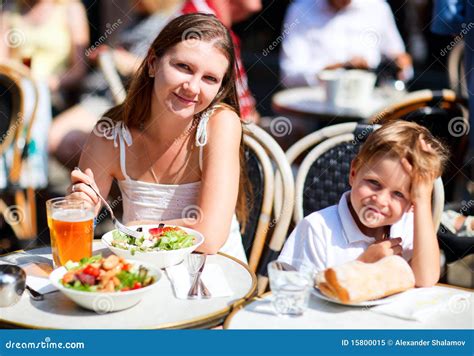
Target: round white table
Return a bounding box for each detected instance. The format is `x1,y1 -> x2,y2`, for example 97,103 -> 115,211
0,242 -> 256,329
272,86 -> 406,121
224,286 -> 473,329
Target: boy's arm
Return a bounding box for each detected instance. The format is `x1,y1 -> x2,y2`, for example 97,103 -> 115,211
402,157 -> 440,287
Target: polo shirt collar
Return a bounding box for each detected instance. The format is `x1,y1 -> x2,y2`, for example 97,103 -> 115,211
337,191 -> 406,244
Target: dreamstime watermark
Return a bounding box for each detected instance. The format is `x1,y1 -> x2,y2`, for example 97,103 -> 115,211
85,19 -> 123,57
181,28 -> 203,48
0,114 -> 23,145
447,117 -> 470,137
447,294 -> 471,314
5,337 -> 85,350
92,294 -> 115,314
3,205 -> 25,226
270,116 -> 293,137
181,205 -> 203,225
93,116 -> 115,139
359,27 -> 381,49
3,29 -> 25,49
440,22 -> 474,57
262,18 -> 299,56
95,196 -> 123,225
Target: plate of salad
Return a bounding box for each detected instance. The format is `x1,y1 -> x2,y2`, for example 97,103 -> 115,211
101,224 -> 204,269
49,255 -> 161,312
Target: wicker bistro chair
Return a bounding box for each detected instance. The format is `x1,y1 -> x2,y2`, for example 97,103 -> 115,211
0,62 -> 40,239
286,122 -> 444,230
447,41 -> 467,99
368,89 -> 468,201
243,124 -> 295,294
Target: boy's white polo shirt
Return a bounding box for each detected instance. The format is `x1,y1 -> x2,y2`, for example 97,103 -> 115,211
279,192 -> 414,272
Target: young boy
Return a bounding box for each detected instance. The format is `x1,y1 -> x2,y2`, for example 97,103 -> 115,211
279,121 -> 449,287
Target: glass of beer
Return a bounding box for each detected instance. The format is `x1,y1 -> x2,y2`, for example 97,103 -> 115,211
46,197 -> 65,267
50,198 -> 94,267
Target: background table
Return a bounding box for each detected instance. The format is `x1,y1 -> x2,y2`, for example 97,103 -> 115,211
272,86 -> 406,121
0,242 -> 256,329
224,286 -> 472,329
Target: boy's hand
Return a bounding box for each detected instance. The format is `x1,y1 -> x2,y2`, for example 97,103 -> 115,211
357,237 -> 403,263
401,135 -> 437,204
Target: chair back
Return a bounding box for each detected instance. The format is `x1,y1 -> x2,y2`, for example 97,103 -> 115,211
369,89 -> 468,201
243,124 -> 295,294
447,41 -> 467,98
0,66 -> 24,155
287,122 -> 444,230
0,62 -> 41,239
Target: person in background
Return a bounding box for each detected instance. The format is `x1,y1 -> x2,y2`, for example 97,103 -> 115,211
280,0 -> 413,87
0,0 -> 89,189
69,14 -> 250,262
48,0 -> 183,169
0,0 -> 89,107
180,0 -> 261,122
279,121 -> 449,287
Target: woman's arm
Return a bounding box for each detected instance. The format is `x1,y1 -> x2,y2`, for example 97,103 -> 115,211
49,1 -> 89,91
69,129 -> 117,216
183,109 -> 242,254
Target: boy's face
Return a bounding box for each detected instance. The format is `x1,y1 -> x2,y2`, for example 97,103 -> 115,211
349,156 -> 412,229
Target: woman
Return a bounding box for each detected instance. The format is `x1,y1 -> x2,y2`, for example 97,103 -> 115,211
69,13 -> 249,262
48,0 -> 184,169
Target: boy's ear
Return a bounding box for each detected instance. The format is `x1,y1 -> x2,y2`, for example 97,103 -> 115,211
349,160 -> 356,186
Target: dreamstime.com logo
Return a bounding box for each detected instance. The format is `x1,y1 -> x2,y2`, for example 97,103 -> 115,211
181,28 -> 203,48
4,337 -> 85,350
93,117 -> 115,139
181,205 -> 203,225
270,116 -> 293,137
3,205 -> 25,226
448,117 -> 470,137
4,29 -> 25,48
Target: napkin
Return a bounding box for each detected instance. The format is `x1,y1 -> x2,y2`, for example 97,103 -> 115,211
166,263 -> 233,299
21,263 -> 58,294
370,287 -> 472,322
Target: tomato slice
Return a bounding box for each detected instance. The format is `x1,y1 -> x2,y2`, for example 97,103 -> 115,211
148,227 -> 163,236
83,265 -> 100,277
132,282 -> 142,290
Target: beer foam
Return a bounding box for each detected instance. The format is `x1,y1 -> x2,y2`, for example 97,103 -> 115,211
52,209 -> 94,222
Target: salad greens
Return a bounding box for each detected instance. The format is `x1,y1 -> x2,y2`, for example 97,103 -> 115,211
61,254 -> 156,292
111,226 -> 195,254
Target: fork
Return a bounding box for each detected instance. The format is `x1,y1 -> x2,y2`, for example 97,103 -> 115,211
186,254 -> 211,299
74,167 -> 142,239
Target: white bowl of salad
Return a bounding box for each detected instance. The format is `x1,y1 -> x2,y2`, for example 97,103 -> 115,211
101,224 -> 204,269
49,255 -> 161,313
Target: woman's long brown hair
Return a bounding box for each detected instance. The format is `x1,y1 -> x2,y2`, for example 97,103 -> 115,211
102,13 -> 251,230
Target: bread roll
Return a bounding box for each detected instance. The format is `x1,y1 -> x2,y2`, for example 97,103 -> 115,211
316,255 -> 415,303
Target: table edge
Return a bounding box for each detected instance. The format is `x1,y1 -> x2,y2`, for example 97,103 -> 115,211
223,284 -> 473,329
0,249 -> 257,330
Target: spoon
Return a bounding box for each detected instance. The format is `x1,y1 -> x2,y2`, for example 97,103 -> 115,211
74,167 -> 141,238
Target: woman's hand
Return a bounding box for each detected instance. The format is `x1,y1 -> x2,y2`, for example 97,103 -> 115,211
357,237 -> 403,263
69,168 -> 102,215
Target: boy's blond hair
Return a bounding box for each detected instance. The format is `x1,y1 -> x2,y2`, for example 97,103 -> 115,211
352,121 -> 449,178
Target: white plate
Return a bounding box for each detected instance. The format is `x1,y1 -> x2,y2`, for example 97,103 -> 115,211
312,287 -> 404,307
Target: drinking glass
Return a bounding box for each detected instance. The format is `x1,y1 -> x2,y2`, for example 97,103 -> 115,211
46,197 -> 65,267
268,260 -> 314,316
49,198 -> 94,267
